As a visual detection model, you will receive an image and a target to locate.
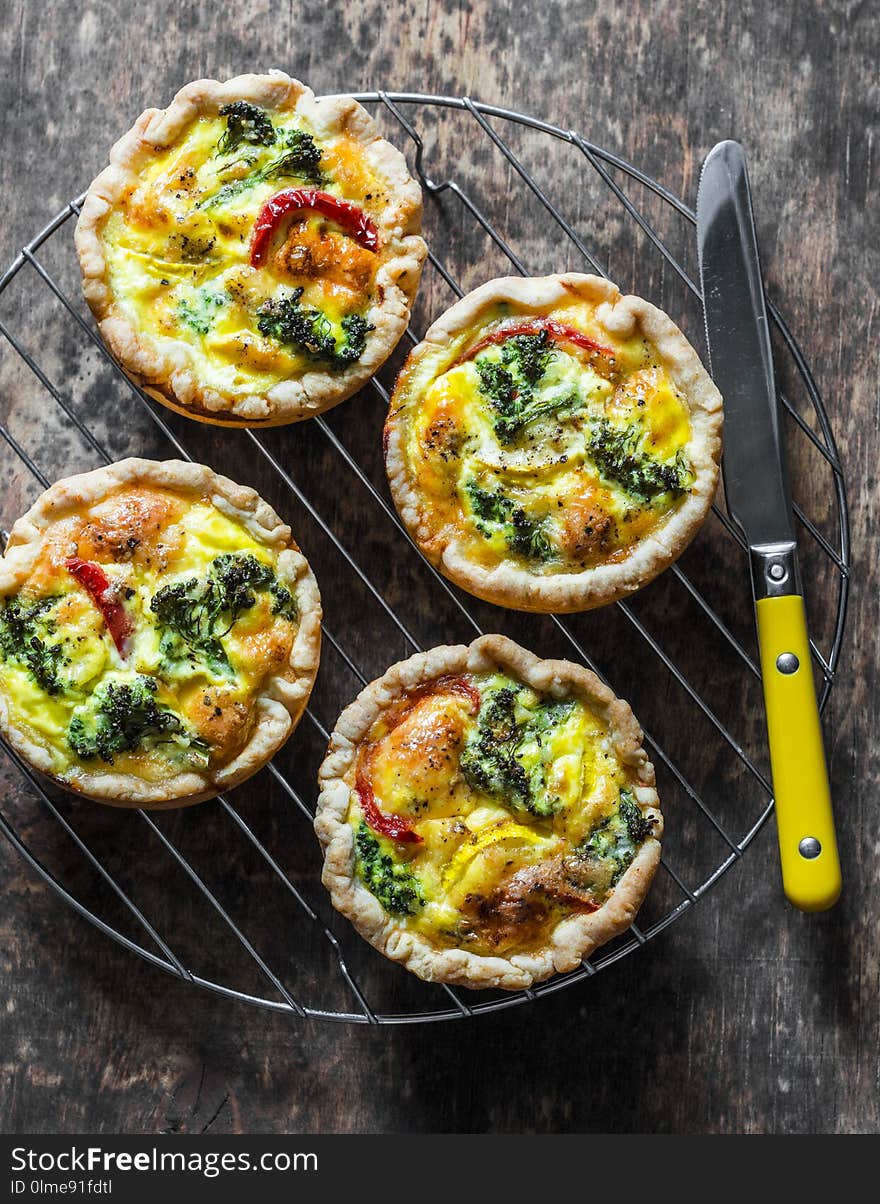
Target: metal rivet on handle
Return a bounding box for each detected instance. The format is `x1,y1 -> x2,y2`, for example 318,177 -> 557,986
798,837 -> 822,860
769,562 -> 786,581
776,652 -> 799,674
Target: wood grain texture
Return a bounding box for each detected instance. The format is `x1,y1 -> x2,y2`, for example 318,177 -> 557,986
0,0 -> 877,1134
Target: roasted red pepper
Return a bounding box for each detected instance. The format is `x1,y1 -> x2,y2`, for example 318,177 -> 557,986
65,557 -> 132,656
249,188 -> 380,267
457,317 -> 614,364
354,675 -> 482,843
355,761 -> 423,843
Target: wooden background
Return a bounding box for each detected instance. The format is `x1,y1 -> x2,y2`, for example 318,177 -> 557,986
0,0 -> 877,1134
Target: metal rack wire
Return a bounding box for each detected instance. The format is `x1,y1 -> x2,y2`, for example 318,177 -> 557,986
0,94 -> 850,1023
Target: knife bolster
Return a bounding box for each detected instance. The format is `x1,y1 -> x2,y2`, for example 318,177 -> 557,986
750,541 -> 801,599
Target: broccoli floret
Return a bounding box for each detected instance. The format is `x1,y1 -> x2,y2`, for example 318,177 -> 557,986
475,359 -> 517,417
459,687 -> 574,816
150,552 -> 296,675
337,314 -> 372,363
474,331 -> 579,443
210,552 -> 275,622
579,788 -> 655,883
202,128 -> 325,209
0,596 -> 65,694
465,478 -> 514,526
588,418 -> 692,501
508,506 -> 554,562
480,686 -> 520,744
257,290 -> 372,367
620,792 -> 656,844
217,101 -> 276,154
506,331 -> 555,384
211,551 -> 296,621
464,479 -> 554,564
268,579 -> 297,619
67,674 -> 206,765
262,128 -> 324,186
460,686 -> 527,799
354,822 -> 425,916
150,578 -> 229,674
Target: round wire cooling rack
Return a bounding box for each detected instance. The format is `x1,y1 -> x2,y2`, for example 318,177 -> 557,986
0,93 -> 850,1024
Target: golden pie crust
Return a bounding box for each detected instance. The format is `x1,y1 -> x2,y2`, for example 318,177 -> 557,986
314,634 -> 661,990
384,273 -> 723,612
0,458 -> 322,808
75,72 -> 427,426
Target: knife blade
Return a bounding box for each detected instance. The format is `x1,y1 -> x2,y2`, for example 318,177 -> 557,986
697,140 -> 841,911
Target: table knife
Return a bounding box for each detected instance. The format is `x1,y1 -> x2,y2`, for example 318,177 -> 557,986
696,140 -> 841,911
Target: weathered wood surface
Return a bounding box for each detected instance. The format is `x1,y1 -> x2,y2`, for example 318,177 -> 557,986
0,0 -> 877,1134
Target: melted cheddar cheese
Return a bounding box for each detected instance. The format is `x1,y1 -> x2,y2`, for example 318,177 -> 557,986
348,673 -> 655,956
99,102 -> 395,400
0,487 -> 299,785
390,296 -> 695,573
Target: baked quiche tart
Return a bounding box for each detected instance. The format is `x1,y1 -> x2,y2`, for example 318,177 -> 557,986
75,72 -> 427,425
0,459 -> 321,807
385,273 -> 723,612
315,635 -> 661,990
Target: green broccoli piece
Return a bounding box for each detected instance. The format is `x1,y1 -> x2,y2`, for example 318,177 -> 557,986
474,331 -> 579,443
217,101 -> 276,154
474,358 -> 516,415
460,686 -> 529,803
588,418 -> 692,501
210,553 -> 275,622
459,687 -> 574,817
67,675 -> 206,765
202,128 -> 325,210
465,478 -> 514,526
337,314 -> 372,365
268,579 -> 297,619
354,822 -> 425,916
257,290 -> 372,367
211,552 -> 296,622
150,577 -> 229,674
507,506 -> 554,562
579,789 -> 655,883
149,552 -> 296,675
262,129 -> 325,186
464,479 -> 554,563
0,596 -> 65,694
509,331 -> 554,383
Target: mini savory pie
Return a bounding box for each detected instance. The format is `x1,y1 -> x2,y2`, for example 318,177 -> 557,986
315,635 -> 661,990
75,72 -> 427,425
384,274 -> 723,612
0,459 -> 321,807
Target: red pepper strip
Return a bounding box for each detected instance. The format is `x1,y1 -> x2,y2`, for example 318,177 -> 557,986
456,318 -> 615,364
354,675 -> 482,843
356,761 -> 423,843
65,557 -> 132,657
249,188 -> 380,267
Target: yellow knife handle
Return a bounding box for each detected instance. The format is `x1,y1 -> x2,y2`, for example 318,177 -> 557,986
755,593 -> 841,911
